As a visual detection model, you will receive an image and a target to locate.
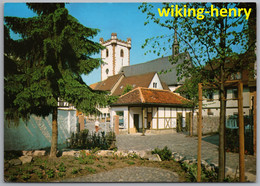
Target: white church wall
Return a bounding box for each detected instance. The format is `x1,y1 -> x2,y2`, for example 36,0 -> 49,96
101,45 -> 114,81
115,45 -> 129,74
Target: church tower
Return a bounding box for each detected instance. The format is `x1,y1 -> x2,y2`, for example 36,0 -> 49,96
100,33 -> 131,81
172,29 -> 179,56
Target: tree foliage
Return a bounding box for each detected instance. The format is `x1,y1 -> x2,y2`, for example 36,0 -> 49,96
4,3 -> 109,121
4,3 -> 110,156
122,84 -> 133,95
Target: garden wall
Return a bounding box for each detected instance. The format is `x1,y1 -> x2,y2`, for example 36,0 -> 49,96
192,115 -> 219,135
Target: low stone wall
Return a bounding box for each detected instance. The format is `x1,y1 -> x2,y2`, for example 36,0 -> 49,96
146,129 -> 177,134
192,116 -> 219,135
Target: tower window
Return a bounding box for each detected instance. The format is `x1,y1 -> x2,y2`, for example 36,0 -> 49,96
106,49 -> 109,57
120,49 -> 124,57
106,68 -> 109,74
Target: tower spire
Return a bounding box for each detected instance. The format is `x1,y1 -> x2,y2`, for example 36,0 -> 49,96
172,29 -> 179,56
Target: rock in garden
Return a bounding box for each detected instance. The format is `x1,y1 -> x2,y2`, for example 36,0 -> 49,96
9,159 -> 22,166
136,150 -> 151,159
19,156 -> 32,164
22,151 -> 33,156
33,150 -> 46,156
148,154 -> 162,161
114,150 -> 128,157
97,150 -> 109,156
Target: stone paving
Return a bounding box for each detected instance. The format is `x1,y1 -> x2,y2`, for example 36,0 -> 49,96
116,133 -> 256,176
62,166 -> 179,182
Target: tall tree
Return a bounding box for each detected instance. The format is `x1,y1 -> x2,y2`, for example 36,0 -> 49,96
4,3 -> 109,157
139,2 -> 256,181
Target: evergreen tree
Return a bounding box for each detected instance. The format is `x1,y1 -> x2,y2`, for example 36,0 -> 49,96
4,3 -> 109,157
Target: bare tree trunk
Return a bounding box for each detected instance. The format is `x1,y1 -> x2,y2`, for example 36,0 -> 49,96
218,66 -> 226,181
50,107 -> 58,157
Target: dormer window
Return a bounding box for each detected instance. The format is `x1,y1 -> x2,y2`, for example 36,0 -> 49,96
153,82 -> 157,88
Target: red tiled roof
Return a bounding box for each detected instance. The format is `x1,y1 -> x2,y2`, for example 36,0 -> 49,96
89,82 -> 99,89
112,72 -> 156,96
112,87 -> 191,107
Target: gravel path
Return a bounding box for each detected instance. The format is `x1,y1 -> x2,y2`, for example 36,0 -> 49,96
62,166 -> 179,182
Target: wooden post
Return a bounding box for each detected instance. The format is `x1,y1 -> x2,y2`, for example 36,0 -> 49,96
197,83 -> 202,182
142,107 -> 145,136
253,92 -> 256,156
190,111 -> 193,136
238,81 -> 245,182
128,107 -> 130,134
114,115 -> 119,135
157,107 -> 159,129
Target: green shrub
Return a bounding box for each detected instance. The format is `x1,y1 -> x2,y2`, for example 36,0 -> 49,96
21,173 -> 31,181
71,168 -> 80,174
58,163 -> 66,172
127,161 -> 135,165
68,130 -> 116,150
107,161 -> 115,166
84,166 -> 96,173
46,169 -> 55,178
35,170 -> 43,179
152,146 -> 172,161
7,175 -> 17,182
58,172 -> 65,178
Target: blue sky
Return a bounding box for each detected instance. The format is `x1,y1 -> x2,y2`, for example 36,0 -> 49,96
4,3 -> 173,85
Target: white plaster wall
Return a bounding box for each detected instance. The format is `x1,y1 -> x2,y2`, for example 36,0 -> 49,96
158,107 -> 164,129
110,106 -> 128,129
4,110 -> 76,151
101,45 -> 113,81
152,107 -> 157,129
148,73 -> 163,89
115,45 -> 129,74
202,87 -> 251,117
129,107 -> 142,129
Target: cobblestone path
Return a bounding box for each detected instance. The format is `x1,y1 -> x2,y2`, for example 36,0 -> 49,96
62,166 -> 179,182
116,133 -> 256,176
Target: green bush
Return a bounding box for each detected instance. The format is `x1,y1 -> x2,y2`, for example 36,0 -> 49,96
152,146 -> 172,161
21,173 -> 31,181
84,166 -> 96,173
68,130 -> 116,150
71,168 -> 80,174
46,169 -> 55,178
57,163 -> 66,172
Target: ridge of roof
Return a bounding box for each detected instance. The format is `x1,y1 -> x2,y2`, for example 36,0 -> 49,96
138,87 -> 145,103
